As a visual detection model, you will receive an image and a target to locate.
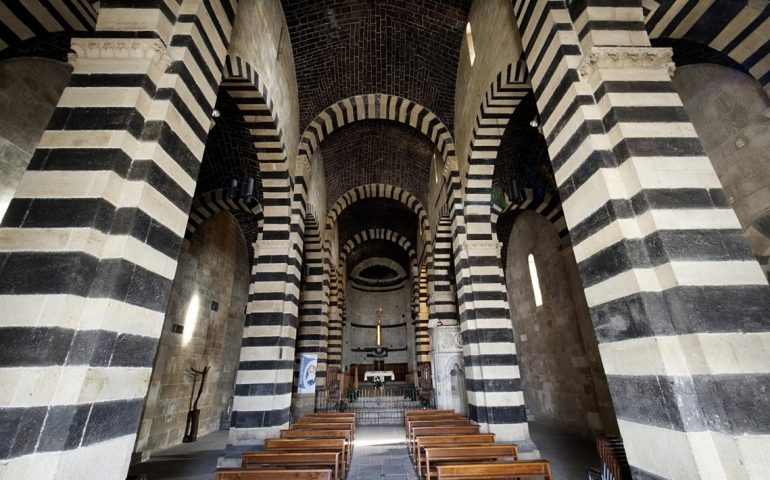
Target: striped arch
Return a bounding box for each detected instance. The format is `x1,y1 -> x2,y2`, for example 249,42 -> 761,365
221,54 -> 291,239
338,228 -> 417,275
492,189 -> 568,244
643,0 -> 770,97
464,60 -> 531,239
185,188 -> 263,241
0,1 -> 97,59
298,93 -> 458,179
326,184 -> 429,234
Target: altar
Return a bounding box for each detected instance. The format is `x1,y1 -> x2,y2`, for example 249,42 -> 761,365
363,370 -> 395,381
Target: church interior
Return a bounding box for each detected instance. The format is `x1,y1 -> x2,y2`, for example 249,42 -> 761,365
0,1 -> 769,479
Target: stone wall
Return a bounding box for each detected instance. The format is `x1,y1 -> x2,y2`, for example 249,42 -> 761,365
672,64 -> 770,277
134,212 -> 249,459
506,211 -> 617,437
0,57 -> 71,221
228,0 -> 300,176
343,281 -> 411,366
454,0 -> 524,178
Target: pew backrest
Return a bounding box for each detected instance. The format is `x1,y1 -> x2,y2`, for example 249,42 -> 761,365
414,434 -> 496,473
435,460 -> 553,479
216,469 -> 332,480
240,452 -> 340,480
424,445 -> 519,480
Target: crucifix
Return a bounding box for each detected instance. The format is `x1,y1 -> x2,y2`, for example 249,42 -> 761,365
376,305 -> 383,346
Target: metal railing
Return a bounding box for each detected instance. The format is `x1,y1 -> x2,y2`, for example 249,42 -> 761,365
314,388 -> 435,424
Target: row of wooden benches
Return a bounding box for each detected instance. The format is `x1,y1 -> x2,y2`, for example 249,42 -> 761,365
215,412 -> 357,480
404,409 -> 553,480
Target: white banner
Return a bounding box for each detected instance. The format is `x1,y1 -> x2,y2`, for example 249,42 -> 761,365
297,353 -> 318,394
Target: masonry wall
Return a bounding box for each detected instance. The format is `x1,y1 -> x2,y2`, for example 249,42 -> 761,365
454,0 -> 524,177
228,0 -> 300,176
0,58 -> 71,221
506,211 -> 617,437
344,281 -> 411,366
672,64 -> 770,277
134,212 -> 249,459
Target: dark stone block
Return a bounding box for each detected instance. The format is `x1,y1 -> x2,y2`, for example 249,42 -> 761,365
38,404 -> 90,452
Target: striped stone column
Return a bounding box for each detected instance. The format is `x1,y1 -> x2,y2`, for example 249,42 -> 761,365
294,215 -> 326,390
576,45 -> 770,479
228,167 -> 304,454
0,0 -> 235,475
326,267 -> 342,369
513,1 -> 770,476
416,265 -> 431,365
429,217 -> 459,325
453,238 -> 529,446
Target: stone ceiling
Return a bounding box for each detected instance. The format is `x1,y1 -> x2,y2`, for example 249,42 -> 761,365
338,197 -> 418,249
280,0 -> 472,132
321,120 -> 434,211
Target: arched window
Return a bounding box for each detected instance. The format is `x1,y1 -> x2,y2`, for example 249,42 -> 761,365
528,253 -> 543,307
465,22 -> 476,66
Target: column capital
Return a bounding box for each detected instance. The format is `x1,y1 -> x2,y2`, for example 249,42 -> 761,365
578,46 -> 675,79
461,239 -> 502,256
68,37 -> 172,77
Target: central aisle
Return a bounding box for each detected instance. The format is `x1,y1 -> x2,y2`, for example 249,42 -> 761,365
347,425 -> 418,480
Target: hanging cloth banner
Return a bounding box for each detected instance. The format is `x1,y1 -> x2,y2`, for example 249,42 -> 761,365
298,353 -> 318,394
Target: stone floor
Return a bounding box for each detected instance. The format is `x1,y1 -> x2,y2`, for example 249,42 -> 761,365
127,430 -> 228,480
127,422 -> 599,479
348,425 -> 417,480
529,422 -> 600,479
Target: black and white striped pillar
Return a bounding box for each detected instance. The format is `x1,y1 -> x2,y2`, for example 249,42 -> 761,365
515,1 -> 770,477
0,0 -> 236,476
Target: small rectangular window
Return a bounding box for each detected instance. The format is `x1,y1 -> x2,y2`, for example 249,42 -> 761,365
528,253 -> 543,307
466,22 -> 476,66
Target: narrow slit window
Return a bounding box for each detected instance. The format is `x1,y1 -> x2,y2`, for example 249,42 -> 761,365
528,254 -> 543,307
466,22 -> 476,66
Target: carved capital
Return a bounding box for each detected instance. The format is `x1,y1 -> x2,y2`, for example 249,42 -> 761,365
297,155 -> 312,182
578,46 -> 675,78
69,38 -> 172,71
462,239 -> 502,255
442,154 -> 459,180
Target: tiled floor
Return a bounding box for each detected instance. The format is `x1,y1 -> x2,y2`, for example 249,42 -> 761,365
127,422 -> 599,479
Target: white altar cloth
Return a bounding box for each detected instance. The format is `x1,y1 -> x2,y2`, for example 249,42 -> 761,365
364,370 -> 395,381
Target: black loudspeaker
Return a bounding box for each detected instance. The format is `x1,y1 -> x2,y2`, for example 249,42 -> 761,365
509,179 -> 525,205
228,178 -> 239,198
241,177 -> 255,198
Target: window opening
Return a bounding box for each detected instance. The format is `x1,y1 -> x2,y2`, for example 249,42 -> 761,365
528,253 -> 543,307
466,22 -> 476,66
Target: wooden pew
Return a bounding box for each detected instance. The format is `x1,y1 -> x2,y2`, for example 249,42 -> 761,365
414,434 -> 496,474
216,469 -> 332,479
241,452 -> 341,480
406,414 -> 462,432
290,422 -> 355,442
407,419 -> 472,450
410,426 -> 481,457
264,438 -> 348,473
435,460 -> 553,479
305,412 -> 355,419
408,418 -> 469,435
280,429 -> 353,466
423,445 -> 519,480
406,409 -> 456,416
405,410 -> 459,427
294,418 -> 356,437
